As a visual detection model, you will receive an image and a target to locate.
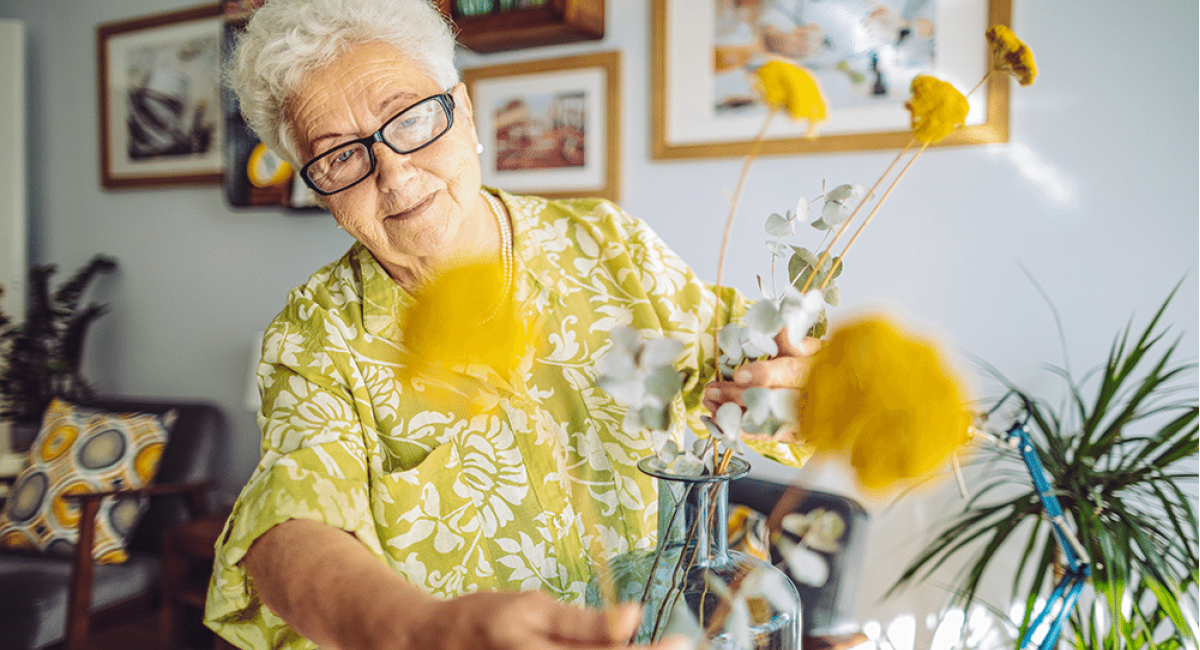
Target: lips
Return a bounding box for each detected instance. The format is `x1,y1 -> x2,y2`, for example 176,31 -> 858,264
386,192 -> 438,221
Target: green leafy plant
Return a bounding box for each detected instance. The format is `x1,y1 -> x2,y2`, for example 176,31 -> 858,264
0,255 -> 118,422
890,283 -> 1198,648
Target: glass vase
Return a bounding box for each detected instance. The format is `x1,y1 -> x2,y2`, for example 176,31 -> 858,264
587,456 -> 801,649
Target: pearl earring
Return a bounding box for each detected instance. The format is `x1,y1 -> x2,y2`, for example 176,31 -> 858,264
476,142 -> 484,154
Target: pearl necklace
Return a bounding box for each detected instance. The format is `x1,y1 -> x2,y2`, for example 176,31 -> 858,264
479,189 -> 513,325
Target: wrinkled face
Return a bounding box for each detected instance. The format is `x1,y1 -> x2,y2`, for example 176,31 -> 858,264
288,41 -> 483,282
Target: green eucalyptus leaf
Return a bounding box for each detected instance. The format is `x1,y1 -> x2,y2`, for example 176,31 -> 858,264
793,247 -> 819,266
823,286 -> 841,306
765,212 -> 795,237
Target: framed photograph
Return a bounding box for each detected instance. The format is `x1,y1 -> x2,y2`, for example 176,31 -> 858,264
97,4 -> 223,189
464,51 -> 620,202
651,0 -> 1011,159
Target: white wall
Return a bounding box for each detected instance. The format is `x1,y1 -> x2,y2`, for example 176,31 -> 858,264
0,20 -> 24,323
1,0 -> 1196,638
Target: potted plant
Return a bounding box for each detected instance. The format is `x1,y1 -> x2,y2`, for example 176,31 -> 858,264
0,255 -> 118,440
890,284 -> 1197,649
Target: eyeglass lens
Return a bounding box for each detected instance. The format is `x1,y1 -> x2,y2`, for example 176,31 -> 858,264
304,94 -> 452,194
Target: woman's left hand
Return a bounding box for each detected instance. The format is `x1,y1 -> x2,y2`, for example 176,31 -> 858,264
702,327 -> 820,413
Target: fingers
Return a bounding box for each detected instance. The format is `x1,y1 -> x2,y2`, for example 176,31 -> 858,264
776,328 -> 822,358
647,634 -> 695,650
543,601 -> 694,649
703,334 -> 820,413
437,592 -> 692,650
544,599 -> 639,645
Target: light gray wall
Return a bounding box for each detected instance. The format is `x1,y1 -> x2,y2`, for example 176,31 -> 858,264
2,0 -> 1196,635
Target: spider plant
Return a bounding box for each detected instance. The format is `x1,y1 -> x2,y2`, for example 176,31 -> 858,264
890,282 -> 1198,649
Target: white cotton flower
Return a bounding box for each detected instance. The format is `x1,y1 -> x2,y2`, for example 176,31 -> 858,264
742,301 -> 783,358
656,436 -> 678,461
702,402 -> 746,454
596,328 -> 685,433
739,565 -> 800,615
777,537 -> 830,587
660,595 -> 704,645
767,388 -> 802,424
779,287 -> 824,347
672,450 -> 705,476
741,387 -> 774,429
738,387 -> 800,436
641,336 -> 684,368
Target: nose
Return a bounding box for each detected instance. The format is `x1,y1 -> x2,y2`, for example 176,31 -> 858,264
371,140 -> 416,192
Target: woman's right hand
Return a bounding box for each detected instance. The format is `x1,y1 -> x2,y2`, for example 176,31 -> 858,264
420,592 -> 692,650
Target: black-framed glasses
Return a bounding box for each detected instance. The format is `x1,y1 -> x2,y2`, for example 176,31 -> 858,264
299,92 -> 456,196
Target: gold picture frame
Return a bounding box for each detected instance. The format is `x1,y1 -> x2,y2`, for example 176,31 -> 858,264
97,4 -> 223,189
651,0 -> 1012,159
463,51 -> 621,202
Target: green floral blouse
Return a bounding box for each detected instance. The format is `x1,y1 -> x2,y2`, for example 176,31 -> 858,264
205,190 -> 747,649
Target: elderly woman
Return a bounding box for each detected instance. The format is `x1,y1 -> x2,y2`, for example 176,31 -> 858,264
205,0 -> 813,648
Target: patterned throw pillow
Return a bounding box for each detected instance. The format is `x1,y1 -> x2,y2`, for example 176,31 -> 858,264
0,399 -> 175,563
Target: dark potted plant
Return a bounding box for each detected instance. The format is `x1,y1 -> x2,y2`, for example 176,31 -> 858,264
890,284 -> 1197,649
0,255 -> 119,434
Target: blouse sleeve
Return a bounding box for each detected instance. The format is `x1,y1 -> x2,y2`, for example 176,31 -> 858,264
205,298 -> 383,650
592,201 -> 750,431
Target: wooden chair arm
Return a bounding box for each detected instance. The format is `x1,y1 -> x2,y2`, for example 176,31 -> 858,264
63,479 -> 216,650
63,479 -> 215,517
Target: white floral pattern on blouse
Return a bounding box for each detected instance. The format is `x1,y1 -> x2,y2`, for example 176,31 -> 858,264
205,190 -> 748,649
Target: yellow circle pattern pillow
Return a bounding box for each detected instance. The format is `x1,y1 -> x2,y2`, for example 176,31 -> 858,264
0,399 -> 175,564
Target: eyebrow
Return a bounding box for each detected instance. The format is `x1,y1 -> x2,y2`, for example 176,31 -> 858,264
308,90 -> 425,154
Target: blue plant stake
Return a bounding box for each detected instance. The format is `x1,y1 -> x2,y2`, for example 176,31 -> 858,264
997,396 -> 1092,650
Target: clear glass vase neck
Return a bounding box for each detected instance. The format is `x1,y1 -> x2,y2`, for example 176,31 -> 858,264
638,456 -> 751,570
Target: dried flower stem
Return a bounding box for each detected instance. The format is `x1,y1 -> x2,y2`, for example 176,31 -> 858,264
799,142 -> 913,294
967,75 -> 988,98
713,110 -> 778,372
822,142 -> 930,289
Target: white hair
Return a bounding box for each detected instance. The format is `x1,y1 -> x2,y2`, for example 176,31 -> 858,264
227,0 -> 460,166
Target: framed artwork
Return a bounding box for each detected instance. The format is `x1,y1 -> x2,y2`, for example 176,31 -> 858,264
651,0 -> 1012,159
463,51 -> 620,202
97,4 -> 223,189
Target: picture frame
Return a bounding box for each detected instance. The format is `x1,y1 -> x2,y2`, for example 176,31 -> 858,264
463,51 -> 620,202
651,0 -> 1012,159
97,4 -> 223,189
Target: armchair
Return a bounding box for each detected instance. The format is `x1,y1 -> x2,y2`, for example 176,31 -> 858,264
0,397 -> 226,650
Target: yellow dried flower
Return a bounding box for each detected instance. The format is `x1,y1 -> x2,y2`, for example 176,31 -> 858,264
798,317 -> 972,490
905,75 -> 970,144
987,25 -> 1037,86
755,59 -> 827,134
398,260 -> 533,387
